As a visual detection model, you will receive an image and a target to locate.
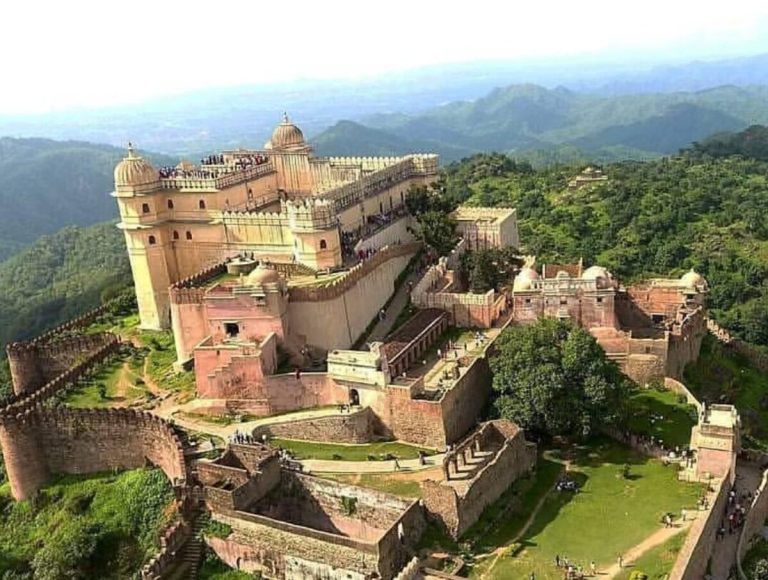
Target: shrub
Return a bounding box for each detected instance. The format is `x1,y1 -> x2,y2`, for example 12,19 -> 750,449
204,519 -> 233,539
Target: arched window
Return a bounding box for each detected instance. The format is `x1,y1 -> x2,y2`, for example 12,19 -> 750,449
148,235 -> 156,245
198,199 -> 206,209
319,239 -> 327,250
167,199 -> 174,209
173,230 -> 179,240
142,203 -> 150,214
185,231 -> 192,240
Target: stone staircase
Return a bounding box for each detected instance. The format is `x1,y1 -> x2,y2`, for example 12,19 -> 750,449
180,514 -> 207,580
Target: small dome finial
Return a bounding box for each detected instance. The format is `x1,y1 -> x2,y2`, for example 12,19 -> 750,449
127,142 -> 135,158
282,112 -> 290,124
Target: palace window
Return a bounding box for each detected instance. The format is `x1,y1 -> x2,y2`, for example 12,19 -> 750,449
596,296 -> 604,304
319,239 -> 327,250
199,199 -> 206,209
148,235 -> 156,245
560,298 -> 568,305
173,230 -> 179,240
186,231 -> 193,240
167,199 -> 174,209
142,203 -> 150,214
224,322 -> 240,338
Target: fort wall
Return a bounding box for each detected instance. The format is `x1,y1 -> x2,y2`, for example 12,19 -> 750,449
0,408 -> 188,500
251,407 -> 386,444
289,243 -> 419,350
669,473 -> 729,580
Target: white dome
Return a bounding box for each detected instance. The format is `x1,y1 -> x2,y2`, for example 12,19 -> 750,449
246,264 -> 280,286
513,267 -> 540,292
269,113 -> 306,150
582,265 -> 613,289
680,269 -> 707,290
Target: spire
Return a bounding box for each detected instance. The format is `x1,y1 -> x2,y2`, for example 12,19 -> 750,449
282,112 -> 290,124
127,142 -> 136,158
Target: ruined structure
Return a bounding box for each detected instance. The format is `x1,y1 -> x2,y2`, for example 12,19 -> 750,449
511,261 -> 708,383
113,114 -> 438,330
422,420 -> 536,538
567,166 -> 608,190
452,206 -> 519,250
200,444 -> 425,579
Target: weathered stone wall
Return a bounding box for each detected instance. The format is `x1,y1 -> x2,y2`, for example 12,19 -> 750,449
669,473 -> 730,580
422,422 -> 536,538
252,407 -> 386,444
354,216 -> 415,254
666,311 -> 707,379
6,333 -> 119,395
0,408 -> 188,500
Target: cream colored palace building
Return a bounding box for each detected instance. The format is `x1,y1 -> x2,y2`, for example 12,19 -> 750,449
113,115 -> 438,329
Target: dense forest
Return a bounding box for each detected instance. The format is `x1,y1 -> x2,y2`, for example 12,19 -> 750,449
0,138 -> 174,262
437,126 -> 768,346
314,84 -> 768,162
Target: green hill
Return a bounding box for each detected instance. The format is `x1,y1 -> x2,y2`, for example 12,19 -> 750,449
0,138 -> 172,262
313,84 -> 768,162
0,221 -> 130,347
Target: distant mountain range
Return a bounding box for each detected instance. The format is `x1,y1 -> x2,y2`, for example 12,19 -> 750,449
3,53 -> 768,157
312,84 -> 768,162
0,138 -> 174,262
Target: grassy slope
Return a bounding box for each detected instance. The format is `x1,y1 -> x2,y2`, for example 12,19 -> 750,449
0,469 -> 174,578
615,530 -> 687,580
684,335 -> 768,448
625,389 -> 698,448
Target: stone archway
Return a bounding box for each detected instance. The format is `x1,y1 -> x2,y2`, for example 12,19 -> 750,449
349,389 -> 360,406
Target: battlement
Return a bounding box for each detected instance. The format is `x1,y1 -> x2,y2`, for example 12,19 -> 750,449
159,160 -> 276,191
285,198 -> 338,231
290,242 -> 421,302
5,302 -> 113,349
170,262 -> 229,291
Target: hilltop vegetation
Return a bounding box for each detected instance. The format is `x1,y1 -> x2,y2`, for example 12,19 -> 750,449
314,84 -> 768,162
0,469 -> 174,579
438,131 -> 768,346
0,138 -> 174,262
0,221 -> 131,348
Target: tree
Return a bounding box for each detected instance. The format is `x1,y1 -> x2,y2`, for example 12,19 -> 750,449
415,210 -> 459,256
469,251 -> 498,294
751,558 -> 768,580
488,318 -> 630,438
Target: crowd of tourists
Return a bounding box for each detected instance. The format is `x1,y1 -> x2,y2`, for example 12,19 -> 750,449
716,487 -> 754,539
158,154 -> 269,179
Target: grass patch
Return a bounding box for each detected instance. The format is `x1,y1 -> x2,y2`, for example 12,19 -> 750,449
0,469 -> 174,579
625,388 -> 698,448
615,530 -> 687,579
135,329 -> 196,395
470,438 -> 703,579
199,553 -> 253,579
322,473 -> 424,498
685,335 -> 768,448
272,439 -> 433,461
64,349 -> 151,409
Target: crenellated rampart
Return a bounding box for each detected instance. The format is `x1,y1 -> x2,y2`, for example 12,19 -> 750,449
169,261 -> 228,291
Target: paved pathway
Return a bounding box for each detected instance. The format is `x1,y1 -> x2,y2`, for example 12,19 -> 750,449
304,454 -> 446,474
711,460 -> 763,580
367,267 -> 425,342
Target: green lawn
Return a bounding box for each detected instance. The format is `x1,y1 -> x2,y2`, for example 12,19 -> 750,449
0,469 -> 174,578
470,439 -> 703,579
615,530 -> 687,579
271,438 -> 433,461
685,335 -> 768,449
625,388 -> 698,448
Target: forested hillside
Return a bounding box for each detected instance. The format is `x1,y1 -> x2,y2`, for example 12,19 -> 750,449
438,131 -> 768,345
0,221 -> 131,347
0,138 -> 172,262
314,84 -> 768,162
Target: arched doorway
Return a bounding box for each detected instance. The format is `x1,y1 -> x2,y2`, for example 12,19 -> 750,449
349,389 -> 360,406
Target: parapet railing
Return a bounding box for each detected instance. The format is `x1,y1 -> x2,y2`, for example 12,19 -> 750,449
160,162 -> 275,190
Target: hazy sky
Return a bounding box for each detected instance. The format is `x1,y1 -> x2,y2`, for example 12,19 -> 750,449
2,0 -> 768,114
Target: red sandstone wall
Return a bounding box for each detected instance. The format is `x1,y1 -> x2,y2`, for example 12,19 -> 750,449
252,407 -> 384,444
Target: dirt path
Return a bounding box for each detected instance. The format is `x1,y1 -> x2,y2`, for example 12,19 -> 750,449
602,522 -> 692,578
479,463 -> 567,579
